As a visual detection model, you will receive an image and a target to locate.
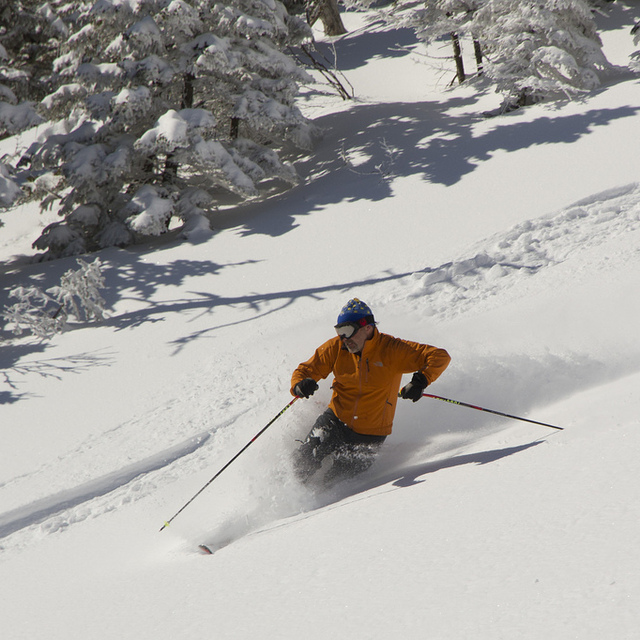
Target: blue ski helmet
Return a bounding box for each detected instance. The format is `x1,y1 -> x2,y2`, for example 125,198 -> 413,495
336,298 -> 375,327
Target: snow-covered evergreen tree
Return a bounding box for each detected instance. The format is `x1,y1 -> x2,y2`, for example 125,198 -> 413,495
17,0 -> 316,259
391,0 -> 614,109
391,0 -> 484,83
471,0 -> 613,108
0,0 -> 67,137
392,0 -> 480,45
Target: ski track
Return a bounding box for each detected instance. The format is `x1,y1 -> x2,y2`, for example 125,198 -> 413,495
2,184 -> 638,552
0,402 -> 256,552
0,432 -> 212,544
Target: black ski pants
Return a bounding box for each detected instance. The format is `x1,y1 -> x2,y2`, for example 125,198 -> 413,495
294,409 -> 386,485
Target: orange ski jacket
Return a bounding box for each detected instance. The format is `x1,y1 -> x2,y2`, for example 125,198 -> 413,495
291,329 -> 451,436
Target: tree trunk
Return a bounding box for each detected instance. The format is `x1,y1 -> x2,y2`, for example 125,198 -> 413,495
473,39 -> 483,76
164,73 -> 195,188
182,73 -> 194,109
451,33 -> 465,84
230,116 -> 240,139
307,0 -> 347,36
163,154 -> 179,187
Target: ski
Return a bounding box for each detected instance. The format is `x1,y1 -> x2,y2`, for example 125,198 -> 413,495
198,544 -> 213,555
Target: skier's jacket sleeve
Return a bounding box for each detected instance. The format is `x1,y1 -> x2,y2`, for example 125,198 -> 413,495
290,329 -> 451,436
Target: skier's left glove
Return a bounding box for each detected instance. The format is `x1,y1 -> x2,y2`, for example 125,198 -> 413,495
400,372 -> 428,402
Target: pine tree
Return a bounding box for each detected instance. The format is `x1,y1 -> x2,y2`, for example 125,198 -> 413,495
17,0 -> 316,259
0,0 -> 66,137
470,0 -> 613,109
390,0 -> 614,109
390,0 -> 484,83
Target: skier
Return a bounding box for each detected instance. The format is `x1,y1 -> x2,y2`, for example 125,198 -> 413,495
291,298 -> 451,486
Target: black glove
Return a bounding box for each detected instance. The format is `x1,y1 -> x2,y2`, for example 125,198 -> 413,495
400,372 -> 428,402
294,378 -> 318,399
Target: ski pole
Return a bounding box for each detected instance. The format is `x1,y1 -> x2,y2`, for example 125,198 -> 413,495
160,396 -> 299,532
419,393 -> 564,431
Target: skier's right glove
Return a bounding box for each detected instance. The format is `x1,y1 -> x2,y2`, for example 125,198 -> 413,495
294,378 -> 319,399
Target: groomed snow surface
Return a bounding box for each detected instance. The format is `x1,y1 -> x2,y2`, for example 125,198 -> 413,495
1,5 -> 640,639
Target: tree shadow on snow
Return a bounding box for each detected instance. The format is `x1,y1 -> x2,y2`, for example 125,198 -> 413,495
96,257 -> 416,350
593,0 -> 640,33
216,97 -> 640,239
1,241 -> 419,351
307,24 -> 420,72
0,345 -> 115,405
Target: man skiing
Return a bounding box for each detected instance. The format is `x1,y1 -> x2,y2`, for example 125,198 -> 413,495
291,298 -> 451,486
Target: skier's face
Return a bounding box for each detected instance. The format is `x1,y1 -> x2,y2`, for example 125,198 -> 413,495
342,324 -> 372,354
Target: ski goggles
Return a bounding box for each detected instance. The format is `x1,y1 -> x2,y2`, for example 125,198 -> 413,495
335,319 -> 368,340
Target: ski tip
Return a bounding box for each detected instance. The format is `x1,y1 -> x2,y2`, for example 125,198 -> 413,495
198,544 -> 214,555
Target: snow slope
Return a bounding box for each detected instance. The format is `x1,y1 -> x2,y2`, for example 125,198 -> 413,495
1,5 -> 640,639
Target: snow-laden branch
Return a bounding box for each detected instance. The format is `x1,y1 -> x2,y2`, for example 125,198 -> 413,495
3,259 -> 107,339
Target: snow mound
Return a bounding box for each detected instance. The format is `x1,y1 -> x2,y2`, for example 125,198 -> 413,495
403,183 -> 640,318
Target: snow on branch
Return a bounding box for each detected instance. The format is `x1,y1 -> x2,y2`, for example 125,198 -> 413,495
0,102 -> 44,136
124,185 -> 175,235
